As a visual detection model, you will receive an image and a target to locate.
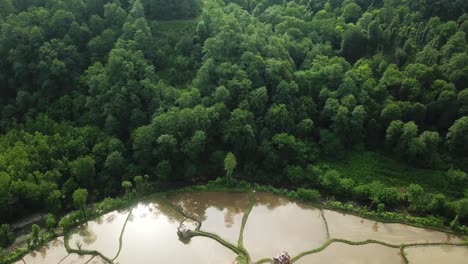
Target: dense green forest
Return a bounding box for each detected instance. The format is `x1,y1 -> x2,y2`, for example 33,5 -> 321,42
0,0 -> 468,247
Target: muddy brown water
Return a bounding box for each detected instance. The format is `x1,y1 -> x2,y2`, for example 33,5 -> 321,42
294,242 -> 403,264
169,192 -> 250,244
324,210 -> 462,244
69,210 -> 131,258
243,192 -> 328,261
14,237 -> 95,264
404,245 -> 468,264
12,192 -> 468,264
113,201 -> 237,264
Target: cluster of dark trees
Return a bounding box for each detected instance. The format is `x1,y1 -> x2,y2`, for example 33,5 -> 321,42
0,0 -> 467,243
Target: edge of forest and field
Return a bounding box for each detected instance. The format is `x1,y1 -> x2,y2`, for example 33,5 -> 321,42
1,0 -> 468,262
2,178 -> 468,264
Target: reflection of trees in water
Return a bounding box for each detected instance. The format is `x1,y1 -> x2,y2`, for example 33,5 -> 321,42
169,192 -> 250,227
254,192 -> 319,211
79,225 -> 97,245
35,238 -> 63,258
105,214 -> 116,224
72,211 -> 131,248
254,193 -> 290,210
155,201 -> 186,224
129,200 -> 185,225
372,222 -> 380,233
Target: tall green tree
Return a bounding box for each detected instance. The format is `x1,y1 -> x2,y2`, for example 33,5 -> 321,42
72,188 -> 88,220
224,152 -> 237,181
341,25 -> 367,63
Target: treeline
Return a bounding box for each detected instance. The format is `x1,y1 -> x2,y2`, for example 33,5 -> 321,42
0,0 -> 467,238
0,115 -> 126,221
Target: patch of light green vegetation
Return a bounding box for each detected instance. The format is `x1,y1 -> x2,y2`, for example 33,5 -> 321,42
326,151 -> 452,196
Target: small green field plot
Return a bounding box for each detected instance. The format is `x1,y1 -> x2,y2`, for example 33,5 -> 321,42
326,151 -> 452,196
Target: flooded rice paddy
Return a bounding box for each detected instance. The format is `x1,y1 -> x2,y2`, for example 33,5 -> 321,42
13,192 -> 468,264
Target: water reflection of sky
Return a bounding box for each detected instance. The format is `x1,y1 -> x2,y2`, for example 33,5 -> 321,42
18,192 -> 467,264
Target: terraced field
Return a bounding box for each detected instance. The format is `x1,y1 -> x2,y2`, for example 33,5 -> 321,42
14,192 -> 468,264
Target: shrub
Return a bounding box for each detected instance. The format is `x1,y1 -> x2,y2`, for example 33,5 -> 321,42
293,188 -> 322,202
95,197 -> 128,212
0,248 -> 27,264
319,169 -> 342,193
286,165 -> 306,185
407,184 -> 447,215
45,214 -> 56,230
28,224 -> 42,249
377,203 -> 385,214
447,169 -> 467,186
304,164 -> 323,187
0,224 -> 14,248
58,211 -> 82,232
352,181 -> 402,207
339,178 -> 356,197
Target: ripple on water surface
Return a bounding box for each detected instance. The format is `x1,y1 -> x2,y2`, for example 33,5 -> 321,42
405,245 -> 468,264
295,242 -> 403,264
324,210 -> 461,244
243,193 -> 328,261
169,192 -> 250,244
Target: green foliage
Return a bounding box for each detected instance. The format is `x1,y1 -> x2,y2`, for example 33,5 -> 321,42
73,188 -> 88,220
407,184 -> 446,215
142,0 -> 200,20
134,175 -> 144,194
224,152 -> 237,180
353,181 -> 403,207
70,156 -> 96,189
122,180 -> 133,198
45,214 -> 56,230
342,2 -> 362,23
377,203 -> 385,214
0,0 -> 467,230
0,224 -> 14,248
327,152 -> 451,196
0,116 -> 120,222
446,117 -> 468,156
28,224 -> 42,249
341,25 -> 367,62
291,188 -> 322,202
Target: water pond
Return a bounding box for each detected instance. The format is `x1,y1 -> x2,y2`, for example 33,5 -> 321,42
13,192 -> 467,264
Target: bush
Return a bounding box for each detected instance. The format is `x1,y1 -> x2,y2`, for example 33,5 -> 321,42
45,214 -> 56,230
319,169 -> 342,193
377,203 -> 385,214
292,188 -> 322,202
0,248 -> 27,264
95,197 -> 128,212
339,178 -> 356,197
407,184 -> 447,215
58,211 -> 82,232
28,224 -> 42,249
447,169 -> 467,187
352,181 -> 403,207
0,224 -> 14,248
286,165 -> 306,185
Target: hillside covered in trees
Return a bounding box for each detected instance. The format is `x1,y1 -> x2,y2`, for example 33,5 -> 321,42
0,0 -> 468,248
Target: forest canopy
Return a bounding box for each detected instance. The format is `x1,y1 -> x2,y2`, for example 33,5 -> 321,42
0,0 -> 467,235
